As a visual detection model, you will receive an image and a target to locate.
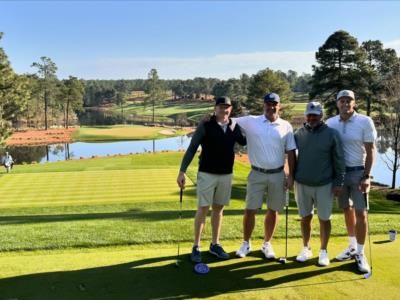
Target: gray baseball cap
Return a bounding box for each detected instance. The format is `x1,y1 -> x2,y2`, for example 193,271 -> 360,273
337,90 -> 355,100
305,101 -> 323,115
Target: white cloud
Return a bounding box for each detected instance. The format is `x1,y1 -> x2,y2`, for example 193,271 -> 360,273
384,39 -> 400,55
59,51 -> 316,80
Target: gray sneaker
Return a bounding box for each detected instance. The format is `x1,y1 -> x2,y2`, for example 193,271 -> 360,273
191,246 -> 202,263
209,243 -> 230,259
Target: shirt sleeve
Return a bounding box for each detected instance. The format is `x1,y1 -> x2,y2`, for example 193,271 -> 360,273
179,122 -> 205,173
232,116 -> 250,131
285,123 -> 297,151
363,117 -> 377,143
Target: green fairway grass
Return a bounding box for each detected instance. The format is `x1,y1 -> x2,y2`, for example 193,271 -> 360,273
0,237 -> 399,300
74,125 -> 187,142
0,152 -> 399,299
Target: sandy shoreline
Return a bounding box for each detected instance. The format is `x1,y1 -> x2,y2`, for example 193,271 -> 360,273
5,128 -> 77,146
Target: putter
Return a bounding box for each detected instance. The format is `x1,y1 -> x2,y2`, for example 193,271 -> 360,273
278,192 -> 289,264
175,188 -> 183,268
363,192 -> 373,279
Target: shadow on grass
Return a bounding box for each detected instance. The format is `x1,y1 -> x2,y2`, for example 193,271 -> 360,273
0,209 -> 304,225
0,253 -> 361,300
1,202 -> 398,225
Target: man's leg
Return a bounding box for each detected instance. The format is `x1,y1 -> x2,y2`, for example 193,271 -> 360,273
243,209 -> 257,241
301,215 -> 313,247
355,209 -> 367,247
264,208 -> 278,242
211,204 -> 224,245
194,206 -> 210,247
344,207 -> 356,237
319,218 -> 331,250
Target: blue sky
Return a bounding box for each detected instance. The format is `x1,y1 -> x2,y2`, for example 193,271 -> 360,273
1,1 -> 400,80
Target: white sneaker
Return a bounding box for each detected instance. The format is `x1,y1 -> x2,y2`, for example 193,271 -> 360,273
296,247 -> 313,262
261,242 -> 276,259
236,241 -> 252,258
355,253 -> 371,273
336,245 -> 356,261
318,250 -> 330,266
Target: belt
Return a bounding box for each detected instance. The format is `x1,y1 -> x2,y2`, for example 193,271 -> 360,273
251,165 -> 284,174
345,166 -> 364,172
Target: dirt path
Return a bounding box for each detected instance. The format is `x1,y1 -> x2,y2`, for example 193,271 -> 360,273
6,128 -> 77,146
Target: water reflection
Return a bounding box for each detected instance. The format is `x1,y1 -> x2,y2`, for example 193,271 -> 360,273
4,134 -> 399,187
5,136 -> 191,163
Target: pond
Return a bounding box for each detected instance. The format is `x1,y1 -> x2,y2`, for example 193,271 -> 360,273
5,136 -> 399,188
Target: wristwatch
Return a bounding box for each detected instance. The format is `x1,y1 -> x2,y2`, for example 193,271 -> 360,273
362,174 -> 373,180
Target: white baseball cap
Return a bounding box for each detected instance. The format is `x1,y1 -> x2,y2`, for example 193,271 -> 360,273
305,101 -> 322,115
337,90 -> 355,100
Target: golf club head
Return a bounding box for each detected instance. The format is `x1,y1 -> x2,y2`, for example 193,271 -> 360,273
363,272 -> 372,279
278,257 -> 287,264
174,260 -> 181,268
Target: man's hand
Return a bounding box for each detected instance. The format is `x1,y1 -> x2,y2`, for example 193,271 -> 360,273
284,175 -> 294,190
177,171 -> 186,189
359,178 -> 371,193
333,186 -> 343,197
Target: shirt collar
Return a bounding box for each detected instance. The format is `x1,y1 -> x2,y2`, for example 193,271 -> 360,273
262,115 -> 280,125
339,111 -> 358,122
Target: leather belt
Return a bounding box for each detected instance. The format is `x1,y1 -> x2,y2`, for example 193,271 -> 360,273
345,166 -> 364,172
251,165 -> 284,174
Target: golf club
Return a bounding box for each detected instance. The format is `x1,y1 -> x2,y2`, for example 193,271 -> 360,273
175,188 -> 183,268
278,191 -> 289,264
363,192 -> 372,279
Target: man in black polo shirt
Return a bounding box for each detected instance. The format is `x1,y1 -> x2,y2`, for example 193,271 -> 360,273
177,96 -> 246,263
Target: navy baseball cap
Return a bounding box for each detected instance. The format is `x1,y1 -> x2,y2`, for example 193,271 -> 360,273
215,96 -> 232,106
264,93 -> 280,103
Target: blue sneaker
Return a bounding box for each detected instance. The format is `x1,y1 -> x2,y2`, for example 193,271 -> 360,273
209,243 -> 230,259
191,246 -> 202,263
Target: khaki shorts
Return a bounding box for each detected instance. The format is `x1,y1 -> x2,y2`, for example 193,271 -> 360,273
337,170 -> 368,210
196,171 -> 233,207
245,169 -> 285,212
295,182 -> 333,221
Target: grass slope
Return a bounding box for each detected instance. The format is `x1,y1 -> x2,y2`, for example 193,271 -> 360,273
74,125 -> 186,142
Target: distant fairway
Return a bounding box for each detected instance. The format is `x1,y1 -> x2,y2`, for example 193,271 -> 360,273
0,152 -> 399,299
74,125 -> 187,142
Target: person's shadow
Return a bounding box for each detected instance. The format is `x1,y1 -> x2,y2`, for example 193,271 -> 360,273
0,252 -> 361,300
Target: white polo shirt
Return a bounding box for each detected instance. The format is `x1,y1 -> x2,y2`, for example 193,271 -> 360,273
235,115 -> 296,169
326,112 -> 377,167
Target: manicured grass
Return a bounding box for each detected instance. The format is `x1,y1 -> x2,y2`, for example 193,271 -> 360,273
0,237 -> 399,299
74,125 -> 187,142
0,152 -> 399,298
0,152 -> 399,252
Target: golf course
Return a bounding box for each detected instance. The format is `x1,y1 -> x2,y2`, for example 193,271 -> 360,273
0,152 -> 399,299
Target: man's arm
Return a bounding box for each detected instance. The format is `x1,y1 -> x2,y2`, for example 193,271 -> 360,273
176,123 -> 205,189
360,142 -> 376,193
285,149 -> 296,190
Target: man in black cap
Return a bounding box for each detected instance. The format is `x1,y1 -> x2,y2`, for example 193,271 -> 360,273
234,92 -> 296,260
177,96 -> 246,263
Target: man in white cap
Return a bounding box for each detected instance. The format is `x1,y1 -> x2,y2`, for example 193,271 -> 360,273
326,90 -> 377,273
294,101 -> 345,266
234,92 -> 296,260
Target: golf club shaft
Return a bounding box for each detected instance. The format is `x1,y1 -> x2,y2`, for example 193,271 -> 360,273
364,192 -> 372,274
285,204 -> 288,258
177,188 -> 183,262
